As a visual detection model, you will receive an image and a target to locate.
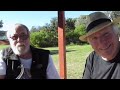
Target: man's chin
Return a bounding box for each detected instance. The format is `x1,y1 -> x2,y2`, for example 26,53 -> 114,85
16,47 -> 25,54
16,50 -> 27,56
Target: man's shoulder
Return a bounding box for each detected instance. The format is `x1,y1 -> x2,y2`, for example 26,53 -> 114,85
89,51 -> 98,57
87,51 -> 100,62
0,47 -> 14,60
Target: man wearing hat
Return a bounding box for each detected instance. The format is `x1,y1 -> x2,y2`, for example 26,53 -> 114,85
80,12 -> 120,79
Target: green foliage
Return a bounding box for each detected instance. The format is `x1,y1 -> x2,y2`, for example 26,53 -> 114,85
30,32 -> 41,48
65,18 -> 76,32
50,17 -> 58,31
66,31 -> 80,45
30,26 -> 38,32
74,24 -> 86,36
30,30 -> 58,48
30,15 -> 89,47
75,15 -> 87,28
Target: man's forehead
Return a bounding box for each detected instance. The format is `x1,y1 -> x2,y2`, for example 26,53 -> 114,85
97,25 -> 113,34
8,25 -> 27,36
88,26 -> 113,39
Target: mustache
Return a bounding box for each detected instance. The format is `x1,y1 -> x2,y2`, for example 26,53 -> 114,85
17,44 -> 25,47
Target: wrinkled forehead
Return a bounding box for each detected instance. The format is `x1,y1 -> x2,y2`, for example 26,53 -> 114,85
87,25 -> 113,40
7,24 -> 28,36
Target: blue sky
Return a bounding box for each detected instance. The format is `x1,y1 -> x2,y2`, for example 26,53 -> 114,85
0,11 -> 96,31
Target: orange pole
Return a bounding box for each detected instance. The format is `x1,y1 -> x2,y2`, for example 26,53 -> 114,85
58,11 -> 67,79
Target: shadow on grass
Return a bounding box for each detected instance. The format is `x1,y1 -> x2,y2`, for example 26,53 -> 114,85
50,49 -> 76,55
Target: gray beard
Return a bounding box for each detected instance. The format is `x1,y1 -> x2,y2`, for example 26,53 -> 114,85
13,45 -> 26,55
17,46 -> 25,53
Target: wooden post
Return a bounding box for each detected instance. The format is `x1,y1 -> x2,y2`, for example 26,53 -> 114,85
58,11 -> 67,79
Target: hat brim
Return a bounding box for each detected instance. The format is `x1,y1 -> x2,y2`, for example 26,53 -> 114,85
79,17 -> 120,42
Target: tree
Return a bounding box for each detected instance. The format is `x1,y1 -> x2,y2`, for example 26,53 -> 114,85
74,24 -> 86,36
30,26 -> 39,32
65,18 -> 76,32
104,11 -> 120,28
104,11 -> 120,20
0,20 -> 3,28
75,15 -> 87,28
50,17 -> 58,31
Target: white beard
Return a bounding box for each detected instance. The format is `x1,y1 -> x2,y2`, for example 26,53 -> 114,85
17,45 -> 25,54
11,44 -> 29,55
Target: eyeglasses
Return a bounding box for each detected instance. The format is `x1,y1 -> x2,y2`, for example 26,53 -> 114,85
10,34 -> 29,41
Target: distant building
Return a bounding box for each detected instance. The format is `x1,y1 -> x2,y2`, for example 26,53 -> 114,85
0,31 -> 9,45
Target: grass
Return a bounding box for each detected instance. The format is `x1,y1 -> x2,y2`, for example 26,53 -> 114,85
43,44 -> 93,79
0,44 -> 93,79
0,45 -> 9,50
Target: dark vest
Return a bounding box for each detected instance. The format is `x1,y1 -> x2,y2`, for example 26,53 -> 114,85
2,46 -> 50,79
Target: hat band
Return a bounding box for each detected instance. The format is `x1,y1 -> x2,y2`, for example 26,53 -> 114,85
87,19 -> 111,32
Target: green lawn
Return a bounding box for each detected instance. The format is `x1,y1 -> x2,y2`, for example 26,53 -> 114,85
0,45 -> 9,50
44,44 -> 93,79
0,44 -> 93,79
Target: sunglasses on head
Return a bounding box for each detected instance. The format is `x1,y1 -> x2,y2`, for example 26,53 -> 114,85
10,34 -> 29,40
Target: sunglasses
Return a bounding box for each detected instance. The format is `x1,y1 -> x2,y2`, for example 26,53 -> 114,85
10,34 -> 29,40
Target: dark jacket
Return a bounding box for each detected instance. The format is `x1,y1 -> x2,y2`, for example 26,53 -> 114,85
2,46 -> 50,79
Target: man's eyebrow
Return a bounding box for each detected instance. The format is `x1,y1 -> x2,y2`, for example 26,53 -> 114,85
20,32 -> 27,34
11,34 -> 17,36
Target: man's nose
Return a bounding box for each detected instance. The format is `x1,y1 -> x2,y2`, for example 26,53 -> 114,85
98,37 -> 107,46
17,36 -> 23,42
